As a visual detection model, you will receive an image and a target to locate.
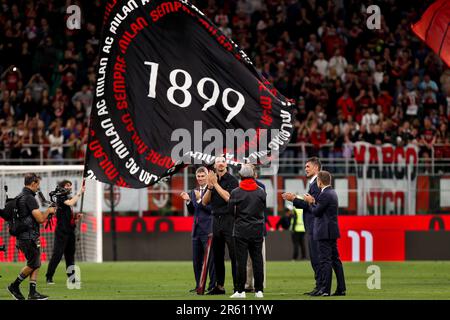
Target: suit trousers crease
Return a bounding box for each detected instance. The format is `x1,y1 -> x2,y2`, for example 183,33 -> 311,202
192,236 -> 215,290
318,239 -> 346,294
307,231 -> 321,288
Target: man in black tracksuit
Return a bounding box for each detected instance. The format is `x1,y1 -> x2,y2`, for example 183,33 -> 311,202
202,156 -> 239,295
229,165 -> 266,299
7,173 -> 56,300
45,180 -> 84,284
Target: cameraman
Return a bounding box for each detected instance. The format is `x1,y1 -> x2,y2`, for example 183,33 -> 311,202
45,180 -> 85,284
7,173 -> 56,300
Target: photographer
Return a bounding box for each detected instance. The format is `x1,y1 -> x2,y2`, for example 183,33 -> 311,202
7,173 -> 56,300
45,180 -> 85,285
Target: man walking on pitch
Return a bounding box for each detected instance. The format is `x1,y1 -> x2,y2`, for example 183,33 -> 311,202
282,157 -> 322,295
7,173 -> 56,300
45,180 -> 85,285
202,156 -> 239,295
303,171 -> 346,296
180,166 -> 216,293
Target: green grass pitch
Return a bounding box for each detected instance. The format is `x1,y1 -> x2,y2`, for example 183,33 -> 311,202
1,261 -> 449,300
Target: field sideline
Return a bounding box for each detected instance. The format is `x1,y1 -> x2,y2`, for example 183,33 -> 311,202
0,261 -> 449,300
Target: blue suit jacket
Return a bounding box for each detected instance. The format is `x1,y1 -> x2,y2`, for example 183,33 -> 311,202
310,187 -> 340,241
292,179 -> 320,233
187,189 -> 212,238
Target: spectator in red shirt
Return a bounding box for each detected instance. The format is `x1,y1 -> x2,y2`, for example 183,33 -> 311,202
420,117 -> 436,157
1,66 -> 22,92
376,89 -> 394,117
322,26 -> 345,59
355,88 -> 376,110
310,121 -> 327,154
337,89 -> 356,118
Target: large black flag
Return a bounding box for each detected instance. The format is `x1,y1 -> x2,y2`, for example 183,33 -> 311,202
84,0 -> 294,188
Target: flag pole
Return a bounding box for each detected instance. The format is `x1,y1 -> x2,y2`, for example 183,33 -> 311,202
110,184 -> 118,261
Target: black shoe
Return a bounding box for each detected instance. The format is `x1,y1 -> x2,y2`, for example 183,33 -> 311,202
206,287 -> 225,295
189,288 -> 197,293
332,291 -> 346,296
28,291 -> 49,300
304,288 -> 318,296
311,290 -> 330,297
46,278 -> 55,285
7,284 -> 25,300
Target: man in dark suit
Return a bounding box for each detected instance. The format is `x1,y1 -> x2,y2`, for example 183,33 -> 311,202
282,157 -> 322,295
181,166 -> 216,293
303,171 -> 346,297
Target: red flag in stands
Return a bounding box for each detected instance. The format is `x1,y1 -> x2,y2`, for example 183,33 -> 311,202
412,0 -> 450,67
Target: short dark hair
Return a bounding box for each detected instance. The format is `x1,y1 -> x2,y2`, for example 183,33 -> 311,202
306,157 -> 322,170
195,167 -> 208,175
317,171 -> 332,186
58,180 -> 72,188
24,173 -> 41,186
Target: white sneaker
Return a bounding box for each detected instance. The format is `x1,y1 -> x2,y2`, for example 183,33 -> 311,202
230,291 -> 246,298
255,291 -> 264,298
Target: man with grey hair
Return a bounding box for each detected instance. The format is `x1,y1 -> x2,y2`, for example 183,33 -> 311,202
202,156 -> 239,295
228,164 -> 266,298
245,165 -> 268,293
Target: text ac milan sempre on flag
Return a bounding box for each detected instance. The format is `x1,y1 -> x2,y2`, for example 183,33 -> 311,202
84,0 -> 294,188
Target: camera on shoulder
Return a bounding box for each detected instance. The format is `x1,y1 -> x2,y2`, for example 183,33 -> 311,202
49,185 -> 71,204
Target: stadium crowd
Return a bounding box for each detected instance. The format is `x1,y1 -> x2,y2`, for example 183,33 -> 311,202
0,0 -> 449,166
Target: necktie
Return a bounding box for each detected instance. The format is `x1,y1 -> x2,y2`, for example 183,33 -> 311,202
195,188 -> 204,224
